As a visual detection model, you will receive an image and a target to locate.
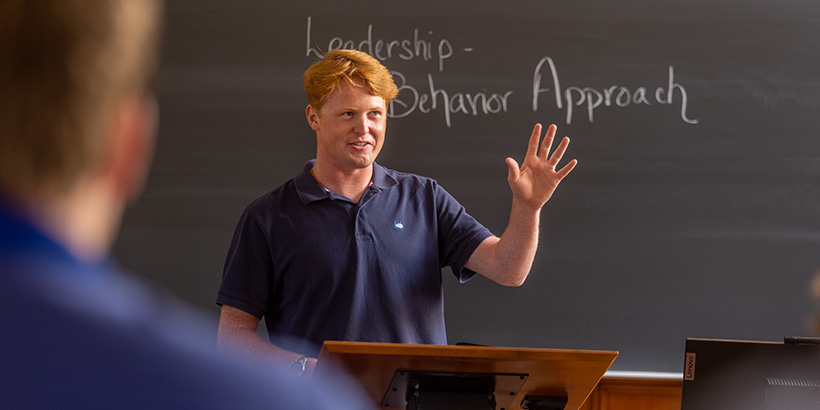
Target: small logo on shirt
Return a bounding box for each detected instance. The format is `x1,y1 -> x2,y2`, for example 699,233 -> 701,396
394,221 -> 404,230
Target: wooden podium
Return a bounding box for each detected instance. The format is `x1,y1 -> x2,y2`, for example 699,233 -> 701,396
316,341 -> 618,410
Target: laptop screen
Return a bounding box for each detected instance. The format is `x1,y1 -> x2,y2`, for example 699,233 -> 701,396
681,338 -> 820,410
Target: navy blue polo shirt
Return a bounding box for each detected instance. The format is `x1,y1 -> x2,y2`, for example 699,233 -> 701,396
216,160 -> 493,357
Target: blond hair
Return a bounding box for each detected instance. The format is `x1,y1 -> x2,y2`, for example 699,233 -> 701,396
303,49 -> 398,112
0,0 -> 162,199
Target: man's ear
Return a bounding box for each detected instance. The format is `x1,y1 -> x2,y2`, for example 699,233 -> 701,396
306,104 -> 320,131
104,93 -> 158,204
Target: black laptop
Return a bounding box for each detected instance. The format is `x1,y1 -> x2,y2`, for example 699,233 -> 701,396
681,338 -> 820,410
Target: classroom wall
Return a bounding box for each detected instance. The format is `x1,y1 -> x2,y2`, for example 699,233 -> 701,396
114,0 -> 820,372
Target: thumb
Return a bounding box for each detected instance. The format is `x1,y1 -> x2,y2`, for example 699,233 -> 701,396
506,157 -> 520,183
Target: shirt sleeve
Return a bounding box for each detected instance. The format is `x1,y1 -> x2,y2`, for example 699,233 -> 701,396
215,208 -> 273,319
434,183 -> 494,283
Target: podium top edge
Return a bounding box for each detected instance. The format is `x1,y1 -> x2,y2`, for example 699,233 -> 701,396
320,341 -> 619,358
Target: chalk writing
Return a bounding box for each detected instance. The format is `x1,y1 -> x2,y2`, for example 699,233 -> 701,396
306,16 -> 469,72
389,72 -> 514,128
532,57 -> 699,125
305,18 -> 700,127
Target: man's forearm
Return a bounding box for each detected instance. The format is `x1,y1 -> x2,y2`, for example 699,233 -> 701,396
217,305 -> 318,375
467,198 -> 541,286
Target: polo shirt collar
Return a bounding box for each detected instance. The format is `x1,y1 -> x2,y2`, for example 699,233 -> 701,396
371,161 -> 399,190
294,159 -> 398,204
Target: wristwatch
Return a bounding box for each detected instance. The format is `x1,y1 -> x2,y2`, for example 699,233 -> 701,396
289,355 -> 309,377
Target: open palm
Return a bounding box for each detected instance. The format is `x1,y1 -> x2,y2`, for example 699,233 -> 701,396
506,123 -> 577,211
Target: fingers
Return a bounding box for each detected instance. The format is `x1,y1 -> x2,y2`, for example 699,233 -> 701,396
555,158 -> 578,180
550,137 -> 577,180
538,124 -> 557,160
526,123 -> 543,159
547,136 -> 571,167
524,123 -> 576,177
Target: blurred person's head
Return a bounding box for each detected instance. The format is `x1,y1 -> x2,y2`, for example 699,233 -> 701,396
0,0 -> 163,261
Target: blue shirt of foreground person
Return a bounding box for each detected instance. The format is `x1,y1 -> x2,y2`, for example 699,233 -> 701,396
0,205 -> 370,409
217,49 -> 578,377
0,1 -> 372,409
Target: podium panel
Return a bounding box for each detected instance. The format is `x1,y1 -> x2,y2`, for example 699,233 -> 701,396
317,342 -> 617,410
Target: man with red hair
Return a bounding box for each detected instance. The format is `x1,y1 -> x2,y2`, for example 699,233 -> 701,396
216,49 -> 577,378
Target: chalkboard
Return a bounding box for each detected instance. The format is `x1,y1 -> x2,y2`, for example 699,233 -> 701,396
114,0 -> 820,372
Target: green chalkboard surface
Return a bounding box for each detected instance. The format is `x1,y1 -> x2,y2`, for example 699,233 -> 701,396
115,0 -> 820,372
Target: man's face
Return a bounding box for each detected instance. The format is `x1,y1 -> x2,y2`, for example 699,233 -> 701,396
307,80 -> 387,173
